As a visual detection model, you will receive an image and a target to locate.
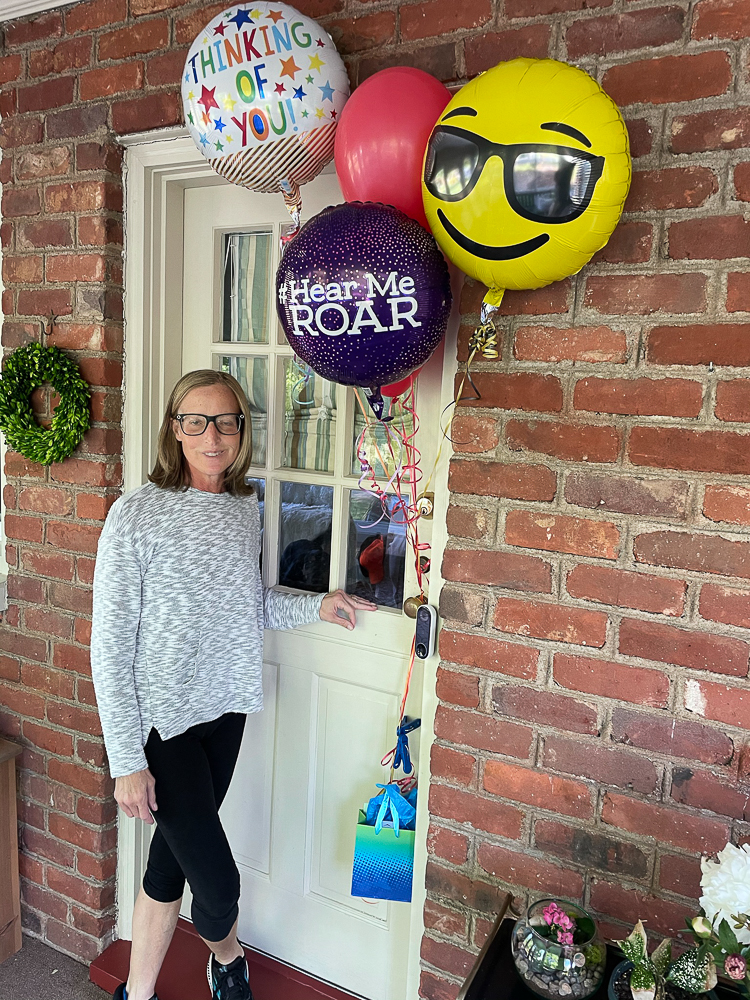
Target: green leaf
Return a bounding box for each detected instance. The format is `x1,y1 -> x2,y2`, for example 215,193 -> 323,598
667,951 -> 717,994
719,919 -> 741,956
630,963 -> 657,1000
621,922 -> 650,965
652,940 -> 672,977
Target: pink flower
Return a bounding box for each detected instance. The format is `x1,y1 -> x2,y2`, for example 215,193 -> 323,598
724,955 -> 747,981
558,913 -> 574,931
544,903 -> 563,926
558,931 -> 574,946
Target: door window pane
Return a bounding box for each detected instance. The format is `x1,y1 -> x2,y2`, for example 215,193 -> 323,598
246,478 -> 265,570
216,355 -> 268,468
222,232 -> 272,344
351,397 -> 416,480
282,359 -> 337,474
345,491 -> 407,610
278,481 -> 333,594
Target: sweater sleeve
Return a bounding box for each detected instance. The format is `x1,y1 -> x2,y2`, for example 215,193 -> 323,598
91,532 -> 149,778
261,586 -> 325,631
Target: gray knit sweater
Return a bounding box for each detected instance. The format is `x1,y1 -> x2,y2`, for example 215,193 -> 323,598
91,482 -> 324,778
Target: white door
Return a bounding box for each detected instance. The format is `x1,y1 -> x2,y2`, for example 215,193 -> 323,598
180,170 -> 444,1000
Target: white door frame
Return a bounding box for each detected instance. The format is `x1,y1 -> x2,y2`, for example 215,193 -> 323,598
119,129 -> 458,1000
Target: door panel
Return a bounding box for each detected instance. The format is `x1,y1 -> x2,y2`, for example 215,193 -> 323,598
182,169 -> 438,999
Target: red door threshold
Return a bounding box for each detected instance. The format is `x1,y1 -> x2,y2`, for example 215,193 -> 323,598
90,917 -> 363,1000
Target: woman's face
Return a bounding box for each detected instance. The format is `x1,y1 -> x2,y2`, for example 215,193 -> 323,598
172,384 -> 242,490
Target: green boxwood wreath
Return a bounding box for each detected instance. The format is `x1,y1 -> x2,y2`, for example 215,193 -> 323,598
0,343 -> 91,465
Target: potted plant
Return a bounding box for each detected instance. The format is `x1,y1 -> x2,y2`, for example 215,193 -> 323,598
688,842 -> 750,998
609,920 -> 717,1000
511,899 -> 607,999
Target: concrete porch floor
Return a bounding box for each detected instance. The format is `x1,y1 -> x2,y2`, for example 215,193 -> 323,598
0,936 -> 108,1000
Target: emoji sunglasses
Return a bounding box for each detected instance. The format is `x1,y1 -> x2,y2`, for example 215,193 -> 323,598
424,125 -> 605,225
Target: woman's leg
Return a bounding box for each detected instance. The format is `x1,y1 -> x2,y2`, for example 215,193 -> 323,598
125,889 -> 182,1000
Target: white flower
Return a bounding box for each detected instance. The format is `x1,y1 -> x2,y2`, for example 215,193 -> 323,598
700,843 -> 750,946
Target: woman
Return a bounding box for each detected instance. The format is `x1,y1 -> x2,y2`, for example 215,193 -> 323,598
91,370 -> 375,1000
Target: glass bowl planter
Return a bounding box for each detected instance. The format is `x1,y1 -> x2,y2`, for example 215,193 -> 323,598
511,899 -> 607,1000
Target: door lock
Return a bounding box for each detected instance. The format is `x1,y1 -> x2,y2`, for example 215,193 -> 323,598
416,493 -> 434,519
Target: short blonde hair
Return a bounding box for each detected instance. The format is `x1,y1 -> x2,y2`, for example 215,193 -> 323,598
149,370 -> 254,495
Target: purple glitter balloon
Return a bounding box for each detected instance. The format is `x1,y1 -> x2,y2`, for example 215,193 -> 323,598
276,202 -> 451,389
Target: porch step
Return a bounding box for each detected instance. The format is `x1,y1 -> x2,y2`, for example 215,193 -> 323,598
90,918 -> 362,1000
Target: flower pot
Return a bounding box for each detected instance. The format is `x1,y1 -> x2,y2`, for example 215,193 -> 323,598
609,959 -> 720,1000
511,899 -> 607,1000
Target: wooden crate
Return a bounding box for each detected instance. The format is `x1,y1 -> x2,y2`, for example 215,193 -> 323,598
0,738 -> 22,964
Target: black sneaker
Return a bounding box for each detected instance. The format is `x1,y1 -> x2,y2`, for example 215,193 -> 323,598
112,986 -> 158,1000
207,952 -> 252,1000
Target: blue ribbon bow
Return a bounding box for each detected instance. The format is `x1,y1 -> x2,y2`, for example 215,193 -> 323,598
393,717 -> 421,775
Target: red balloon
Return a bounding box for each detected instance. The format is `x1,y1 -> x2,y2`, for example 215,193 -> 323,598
335,67 -> 451,229
382,368 -> 421,397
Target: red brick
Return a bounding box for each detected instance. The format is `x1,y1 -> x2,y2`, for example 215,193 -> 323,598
493,597 -> 608,647
48,323 -> 122,353
543,735 -> 659,795
21,549 -> 75,581
0,54 -> 22,85
636,528 -> 750,579
78,216 -> 123,248
112,91 -> 181,134
2,188 -> 42,219
17,77 -> 75,114
47,702 -> 101,736
20,663 -> 74,700
575,377 -> 703,417
630,426 -> 750,475
22,827 -> 74,868
0,656 -> 20,682
0,624 -> 47,662
49,813 -> 115,855
17,288 -> 73,318
434,706 -> 532,758
4,514 -> 43,544
45,521 -> 101,555
80,62 -> 144,102
24,607 -> 72,639
648,323 -> 750,366
704,485 -> 750,525
400,0 -> 491,39
439,631 -> 538,680
534,819 -> 650,880
566,7 -> 684,57
506,511 -> 620,560
626,166 -> 717,211
17,148 -> 71,182
507,420 -> 621,464
736,164 -> 750,203
566,565 -> 685,617
671,107 -> 750,153
1,118 -> 44,149
450,415 -> 499,454
71,906 -> 116,940
48,759 -> 112,799
670,216 -> 750,261
492,684 -> 599,735
671,766 -> 750,820
727,272 -> 750,311
50,460 -> 122,488
8,571 -> 47,605
18,219 -> 74,250
22,721 -> 74,757
603,51 -> 731,106
700,583 -> 750,628
49,583 -> 93,616
47,254 -> 107,283
465,24 -> 551,76
45,922 -> 101,964
449,460 -> 557,501
436,668 -> 479,708
564,472 -> 689,519
147,48 -> 190,87
21,882 -> 69,923
76,850 -> 117,882
76,736 -> 106,768
98,17 -> 169,61
659,853 -> 702,899
77,559 -> 96,586
496,282 -> 571,317
75,493 -> 118,522
584,274 -> 706,315
693,0 -> 750,39
2,254 -> 43,285
65,0 -> 127,31
430,784 -> 523,839
589,881 -> 704,939
514,326 -> 627,364
76,358 -> 123,389
443,549 -> 552,593
421,936 -> 476,980
478,841 -> 584,897
31,36 -> 92,76
446,505 -> 492,540
685,677 -> 750,729
0,679 -> 46,716
456,372 -> 563,413
431,744 -> 477,787
44,181 -> 121,214
602,792 -> 730,853
620,617 -> 749,677
592,221 -> 653,264
715,379 -> 750,422
506,0 -> 611,12
47,104 -> 109,140
440,582 -> 483,624
52,642 -> 90,675
611,707 -> 735,765
423,900 -> 468,940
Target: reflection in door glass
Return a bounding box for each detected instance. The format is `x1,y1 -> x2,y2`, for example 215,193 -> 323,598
216,355 -> 267,468
346,491 -> 406,610
282,358 -> 337,473
278,481 -> 333,594
351,396 -> 415,479
222,232 -> 272,343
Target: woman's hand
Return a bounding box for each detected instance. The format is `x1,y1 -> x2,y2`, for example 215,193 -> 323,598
320,590 -> 378,630
115,767 -> 158,824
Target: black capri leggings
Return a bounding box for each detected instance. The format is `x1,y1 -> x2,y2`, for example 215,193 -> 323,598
142,712 -> 246,941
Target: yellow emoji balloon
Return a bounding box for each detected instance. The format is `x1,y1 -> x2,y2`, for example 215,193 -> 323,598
422,58 -> 631,309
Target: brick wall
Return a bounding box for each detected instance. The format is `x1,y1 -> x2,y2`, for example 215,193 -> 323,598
0,0 -> 748,988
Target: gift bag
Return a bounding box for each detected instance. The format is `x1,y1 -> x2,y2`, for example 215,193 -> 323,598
351,783 -> 417,902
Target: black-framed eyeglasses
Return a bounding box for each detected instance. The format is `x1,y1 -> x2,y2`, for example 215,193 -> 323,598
424,125 -> 605,224
175,412 -> 244,436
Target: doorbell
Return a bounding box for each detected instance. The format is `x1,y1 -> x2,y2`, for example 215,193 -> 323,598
415,605 -> 437,659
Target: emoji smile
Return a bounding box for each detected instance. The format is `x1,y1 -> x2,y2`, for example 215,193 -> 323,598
437,210 -> 550,260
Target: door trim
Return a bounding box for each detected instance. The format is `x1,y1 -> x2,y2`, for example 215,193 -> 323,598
120,131 -> 459,999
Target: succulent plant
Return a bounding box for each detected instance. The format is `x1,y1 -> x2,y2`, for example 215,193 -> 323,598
616,920 -> 717,1000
